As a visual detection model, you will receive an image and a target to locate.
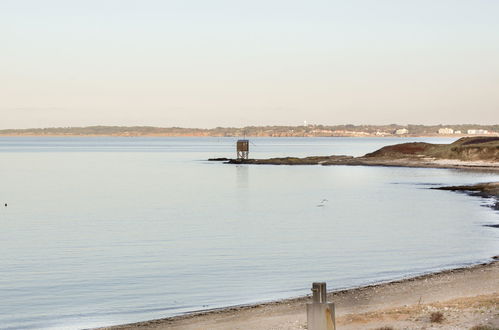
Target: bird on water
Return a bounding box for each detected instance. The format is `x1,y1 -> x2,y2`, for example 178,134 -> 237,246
317,199 -> 328,207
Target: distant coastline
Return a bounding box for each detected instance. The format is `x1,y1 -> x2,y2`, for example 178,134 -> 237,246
0,124 -> 498,137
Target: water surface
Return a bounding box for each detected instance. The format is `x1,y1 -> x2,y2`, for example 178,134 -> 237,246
0,137 -> 498,329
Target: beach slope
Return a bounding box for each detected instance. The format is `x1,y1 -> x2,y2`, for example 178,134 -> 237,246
101,260 -> 499,330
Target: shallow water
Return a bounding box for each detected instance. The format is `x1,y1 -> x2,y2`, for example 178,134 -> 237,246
0,137 -> 498,329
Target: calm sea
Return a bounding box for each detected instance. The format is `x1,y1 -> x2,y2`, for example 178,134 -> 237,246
0,137 -> 498,329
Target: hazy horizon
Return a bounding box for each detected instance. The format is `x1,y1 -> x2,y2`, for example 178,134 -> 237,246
2,0 -> 498,129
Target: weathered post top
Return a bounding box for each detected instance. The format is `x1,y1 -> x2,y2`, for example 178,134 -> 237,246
307,282 -> 335,330
236,139 -> 249,160
311,282 -> 327,304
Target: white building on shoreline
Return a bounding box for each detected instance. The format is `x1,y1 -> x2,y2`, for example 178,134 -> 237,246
438,128 -> 454,134
467,129 -> 488,135
395,128 -> 409,135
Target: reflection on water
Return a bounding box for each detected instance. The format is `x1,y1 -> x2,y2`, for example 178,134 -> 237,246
236,165 -> 249,188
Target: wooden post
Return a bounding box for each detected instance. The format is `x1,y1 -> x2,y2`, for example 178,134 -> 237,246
307,282 -> 336,330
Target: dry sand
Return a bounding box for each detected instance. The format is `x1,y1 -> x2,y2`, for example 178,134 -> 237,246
100,259 -> 499,330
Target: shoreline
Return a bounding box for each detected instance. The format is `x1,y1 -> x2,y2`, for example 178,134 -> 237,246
100,259 -> 499,329
218,156 -> 499,172
434,182 -> 499,212
210,156 -> 499,173
101,160 -> 498,329
98,137 -> 498,329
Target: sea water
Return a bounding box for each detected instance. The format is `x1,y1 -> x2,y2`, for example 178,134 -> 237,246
0,137 -> 498,329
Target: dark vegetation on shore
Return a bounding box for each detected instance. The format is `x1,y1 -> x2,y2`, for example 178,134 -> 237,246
364,137 -> 499,161
1,124 -> 498,137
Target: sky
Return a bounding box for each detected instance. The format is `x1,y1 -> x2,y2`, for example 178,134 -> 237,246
1,0 -> 498,129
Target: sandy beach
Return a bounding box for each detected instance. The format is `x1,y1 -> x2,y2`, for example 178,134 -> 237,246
101,259 -> 499,330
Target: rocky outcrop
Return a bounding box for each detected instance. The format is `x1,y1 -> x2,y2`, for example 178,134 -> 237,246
433,182 -> 499,212
364,137 -> 499,161
209,136 -> 499,170
225,155 -> 354,165
434,182 -> 499,195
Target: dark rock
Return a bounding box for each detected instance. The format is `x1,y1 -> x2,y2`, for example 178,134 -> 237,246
208,158 -> 230,161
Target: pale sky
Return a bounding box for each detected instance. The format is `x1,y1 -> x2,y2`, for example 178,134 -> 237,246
1,0 -> 498,129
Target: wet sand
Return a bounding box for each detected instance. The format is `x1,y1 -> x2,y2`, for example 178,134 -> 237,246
100,259 -> 499,330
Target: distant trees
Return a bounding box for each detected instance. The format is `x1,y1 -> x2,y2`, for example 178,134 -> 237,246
0,124 -> 497,137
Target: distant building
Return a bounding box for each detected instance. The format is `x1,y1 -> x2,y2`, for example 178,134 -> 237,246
467,129 -> 488,135
395,128 -> 409,135
454,130 -> 462,134
438,128 -> 454,134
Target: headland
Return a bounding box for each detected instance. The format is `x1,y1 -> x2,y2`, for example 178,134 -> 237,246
212,136 -> 499,171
